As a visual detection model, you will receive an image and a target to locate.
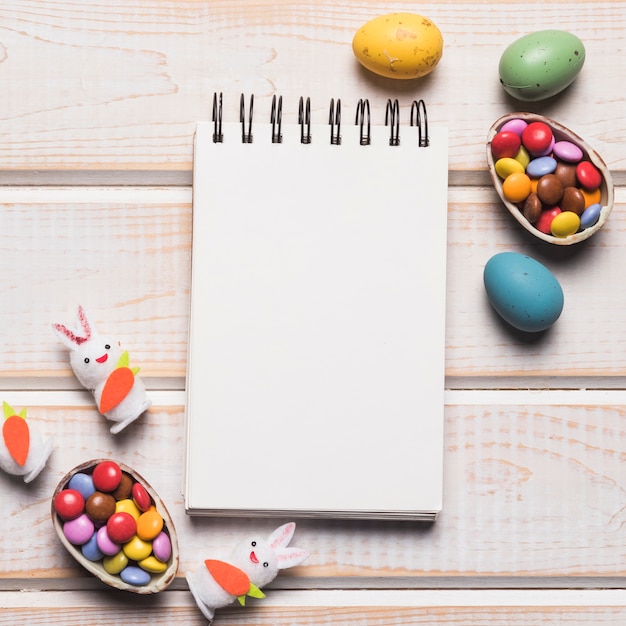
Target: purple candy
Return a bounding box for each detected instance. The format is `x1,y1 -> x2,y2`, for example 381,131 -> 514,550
500,118 -> 528,136
552,140 -> 584,163
63,514 -> 94,545
152,531 -> 172,562
96,525 -> 121,556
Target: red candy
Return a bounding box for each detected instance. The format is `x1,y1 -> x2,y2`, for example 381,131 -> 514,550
54,489 -> 85,521
576,161 -> 601,190
106,511 -> 138,543
521,122 -> 553,156
132,482 -> 152,512
92,460 -> 122,492
490,130 -> 521,160
535,207 -> 562,234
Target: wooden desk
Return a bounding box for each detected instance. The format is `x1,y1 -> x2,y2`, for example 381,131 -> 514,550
2,2 -> 626,623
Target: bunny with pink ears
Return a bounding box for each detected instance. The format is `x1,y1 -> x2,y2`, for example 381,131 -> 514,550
186,522 -> 309,623
52,306 -> 151,434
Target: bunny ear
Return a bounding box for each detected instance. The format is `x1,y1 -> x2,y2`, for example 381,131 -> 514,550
52,322 -> 83,349
51,306 -> 93,349
76,305 -> 93,341
268,522 -> 296,550
276,547 -> 310,570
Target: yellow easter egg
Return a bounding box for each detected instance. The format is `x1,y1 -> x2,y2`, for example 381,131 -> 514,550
352,13 -> 443,79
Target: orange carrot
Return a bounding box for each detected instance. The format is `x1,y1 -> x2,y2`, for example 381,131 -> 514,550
204,559 -> 250,596
99,367 -> 134,414
3,415 -> 30,466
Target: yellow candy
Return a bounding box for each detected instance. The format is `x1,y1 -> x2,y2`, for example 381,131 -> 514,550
551,211 -> 581,237
123,535 -> 153,561
502,172 -> 531,203
138,555 -> 168,573
115,498 -> 141,521
513,145 -> 530,169
495,157 -> 525,179
103,550 -> 129,575
136,509 -> 164,541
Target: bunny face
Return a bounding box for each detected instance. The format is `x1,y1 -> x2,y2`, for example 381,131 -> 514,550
229,535 -> 280,589
69,336 -> 123,389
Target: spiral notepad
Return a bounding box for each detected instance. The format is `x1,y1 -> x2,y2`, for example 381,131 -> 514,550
184,94 -> 448,520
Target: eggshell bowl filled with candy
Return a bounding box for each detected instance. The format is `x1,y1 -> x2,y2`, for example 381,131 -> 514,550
51,459 -> 179,594
487,112 -> 614,245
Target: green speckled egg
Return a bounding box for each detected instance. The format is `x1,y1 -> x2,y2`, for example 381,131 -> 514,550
499,30 -> 585,101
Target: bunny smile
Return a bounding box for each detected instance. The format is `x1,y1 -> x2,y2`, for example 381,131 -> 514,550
96,354 -> 108,363
249,551 -> 259,564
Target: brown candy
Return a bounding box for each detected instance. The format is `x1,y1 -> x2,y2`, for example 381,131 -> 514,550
111,472 -> 133,500
522,192 -> 542,223
536,174 -> 563,206
554,161 -> 578,188
560,186 -> 585,215
85,491 -> 116,523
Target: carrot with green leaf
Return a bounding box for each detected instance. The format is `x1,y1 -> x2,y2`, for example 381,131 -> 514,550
2,402 -> 29,466
0,401 -> 53,482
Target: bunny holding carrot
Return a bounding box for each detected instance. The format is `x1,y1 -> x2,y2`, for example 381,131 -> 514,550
186,522 -> 309,623
52,306 -> 151,434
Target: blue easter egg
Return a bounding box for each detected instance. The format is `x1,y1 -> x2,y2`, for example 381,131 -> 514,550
483,252 -> 564,332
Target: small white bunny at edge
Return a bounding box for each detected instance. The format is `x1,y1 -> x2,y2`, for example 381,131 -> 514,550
52,306 -> 151,434
186,521 -> 309,624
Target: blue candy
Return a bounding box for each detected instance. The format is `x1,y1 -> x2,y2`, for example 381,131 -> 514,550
120,565 -> 151,586
81,532 -> 104,562
68,472 -> 96,500
526,155 -> 557,178
580,203 -> 602,229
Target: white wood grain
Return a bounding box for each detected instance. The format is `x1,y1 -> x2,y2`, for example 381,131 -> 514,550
0,1 -> 624,174
1,187 -> 624,385
2,400 -> 626,585
2,1 -> 626,623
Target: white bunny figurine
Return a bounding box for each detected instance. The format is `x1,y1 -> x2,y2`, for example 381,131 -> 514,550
186,522 -> 309,624
52,305 -> 151,434
0,401 -> 53,483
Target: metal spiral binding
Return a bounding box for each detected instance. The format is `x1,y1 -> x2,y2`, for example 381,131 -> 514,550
240,93 -> 254,143
329,98 -> 341,145
299,96 -> 312,144
212,92 -> 223,143
385,98 -> 400,146
355,99 -> 371,146
270,95 -> 283,144
410,99 -> 429,147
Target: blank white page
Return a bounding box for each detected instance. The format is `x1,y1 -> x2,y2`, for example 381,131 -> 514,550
185,116 -> 448,520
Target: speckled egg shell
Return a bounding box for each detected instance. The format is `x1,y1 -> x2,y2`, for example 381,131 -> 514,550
484,252 -> 564,333
352,13 -> 443,79
499,30 -> 585,101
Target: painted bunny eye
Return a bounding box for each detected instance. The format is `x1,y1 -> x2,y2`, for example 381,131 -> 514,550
84,358 -> 90,364
104,344 -> 111,350
263,562 -> 269,567
251,541 -> 257,547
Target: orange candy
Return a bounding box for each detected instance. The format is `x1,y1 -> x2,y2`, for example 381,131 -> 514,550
502,172 -> 531,203
136,509 -> 164,541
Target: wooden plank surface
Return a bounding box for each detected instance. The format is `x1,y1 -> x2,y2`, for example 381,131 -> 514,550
0,1 -> 624,175
1,187 -> 625,386
2,0 -> 626,623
